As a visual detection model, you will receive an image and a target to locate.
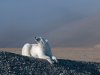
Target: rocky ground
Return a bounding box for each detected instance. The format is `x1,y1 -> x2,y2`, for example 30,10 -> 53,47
0,51 -> 100,75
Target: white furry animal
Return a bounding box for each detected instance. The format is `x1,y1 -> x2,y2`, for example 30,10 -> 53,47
22,37 -> 58,64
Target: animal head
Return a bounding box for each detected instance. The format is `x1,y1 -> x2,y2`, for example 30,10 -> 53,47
34,37 -> 48,45
35,37 -> 51,50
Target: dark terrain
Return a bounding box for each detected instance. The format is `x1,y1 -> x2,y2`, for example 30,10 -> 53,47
0,51 -> 100,75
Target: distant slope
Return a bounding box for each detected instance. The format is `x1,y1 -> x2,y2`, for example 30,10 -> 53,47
46,14 -> 100,48
0,51 -> 100,75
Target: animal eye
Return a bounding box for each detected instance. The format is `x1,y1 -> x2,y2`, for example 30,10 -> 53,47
37,38 -> 40,41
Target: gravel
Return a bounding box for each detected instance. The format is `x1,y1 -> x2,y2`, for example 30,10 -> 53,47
0,51 -> 100,75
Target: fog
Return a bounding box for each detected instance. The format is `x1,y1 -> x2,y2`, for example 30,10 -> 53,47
0,0 -> 100,47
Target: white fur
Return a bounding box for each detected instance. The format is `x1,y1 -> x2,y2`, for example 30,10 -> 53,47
22,37 -> 58,64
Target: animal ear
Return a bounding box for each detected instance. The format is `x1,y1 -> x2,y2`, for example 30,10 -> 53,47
45,39 -> 48,42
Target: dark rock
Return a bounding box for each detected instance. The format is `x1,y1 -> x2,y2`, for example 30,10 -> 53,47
0,51 -> 100,75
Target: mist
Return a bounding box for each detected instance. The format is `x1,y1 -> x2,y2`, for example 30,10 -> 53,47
0,0 -> 100,47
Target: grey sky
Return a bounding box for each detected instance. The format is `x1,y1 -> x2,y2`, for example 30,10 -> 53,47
0,0 -> 100,47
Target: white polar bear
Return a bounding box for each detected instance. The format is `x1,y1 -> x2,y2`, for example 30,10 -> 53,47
22,37 -> 58,64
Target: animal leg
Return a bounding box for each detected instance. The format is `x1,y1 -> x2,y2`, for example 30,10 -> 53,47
38,54 -> 53,64
52,56 -> 58,63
